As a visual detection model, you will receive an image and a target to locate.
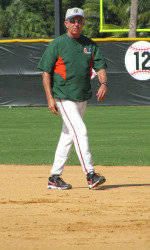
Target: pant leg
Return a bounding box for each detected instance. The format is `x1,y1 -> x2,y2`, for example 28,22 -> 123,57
54,99 -> 94,174
51,100 -> 86,175
51,122 -> 73,175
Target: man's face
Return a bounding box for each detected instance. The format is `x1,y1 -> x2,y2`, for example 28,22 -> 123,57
65,16 -> 85,38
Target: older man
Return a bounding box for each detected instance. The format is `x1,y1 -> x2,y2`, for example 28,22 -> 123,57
38,7 -> 108,189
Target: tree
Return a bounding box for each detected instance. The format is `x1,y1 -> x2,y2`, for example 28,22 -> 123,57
0,6 -> 4,37
103,0 -> 130,31
0,0 -> 12,9
0,5 -> 10,37
1,0 -> 86,38
129,0 -> 138,37
0,0 -> 149,38
100,0 -> 149,38
82,0 -> 102,37
137,0 -> 150,37
5,0 -> 55,38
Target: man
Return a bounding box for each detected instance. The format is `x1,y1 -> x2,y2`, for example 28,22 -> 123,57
38,7 -> 108,190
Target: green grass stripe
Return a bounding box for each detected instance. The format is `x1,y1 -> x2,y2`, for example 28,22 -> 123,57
0,106 -> 150,166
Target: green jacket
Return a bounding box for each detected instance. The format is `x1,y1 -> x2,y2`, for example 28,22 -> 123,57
38,33 -> 107,101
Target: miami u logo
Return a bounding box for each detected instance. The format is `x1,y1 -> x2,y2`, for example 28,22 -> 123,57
74,9 -> 79,13
84,48 -> 92,54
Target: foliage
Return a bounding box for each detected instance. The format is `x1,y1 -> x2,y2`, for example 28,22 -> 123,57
82,0 -> 101,37
0,0 -> 149,38
0,5 -> 9,37
104,0 -> 130,28
0,6 -> 4,36
103,0 -> 149,37
0,0 -> 12,9
4,0 -> 55,38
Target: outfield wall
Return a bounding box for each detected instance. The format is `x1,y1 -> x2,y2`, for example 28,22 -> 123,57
0,39 -> 150,106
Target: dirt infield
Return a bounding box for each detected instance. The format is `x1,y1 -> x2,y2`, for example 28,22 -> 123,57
0,165 -> 150,250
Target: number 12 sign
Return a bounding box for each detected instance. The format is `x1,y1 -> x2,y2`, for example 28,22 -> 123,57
125,41 -> 150,81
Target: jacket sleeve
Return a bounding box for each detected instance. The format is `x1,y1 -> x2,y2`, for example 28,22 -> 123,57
92,43 -> 107,72
37,40 -> 58,73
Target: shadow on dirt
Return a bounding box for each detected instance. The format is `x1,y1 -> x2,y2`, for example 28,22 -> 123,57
96,183 -> 150,190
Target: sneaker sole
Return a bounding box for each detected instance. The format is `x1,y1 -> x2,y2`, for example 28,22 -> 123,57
47,185 -> 72,190
89,177 -> 106,189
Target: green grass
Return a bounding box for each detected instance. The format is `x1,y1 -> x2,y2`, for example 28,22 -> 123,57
0,106 -> 150,166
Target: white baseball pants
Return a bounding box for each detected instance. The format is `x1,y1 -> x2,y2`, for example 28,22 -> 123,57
51,99 -> 95,175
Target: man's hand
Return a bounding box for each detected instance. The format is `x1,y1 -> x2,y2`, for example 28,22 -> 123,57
48,97 -> 59,115
96,84 -> 107,102
42,72 -> 59,115
96,69 -> 108,101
